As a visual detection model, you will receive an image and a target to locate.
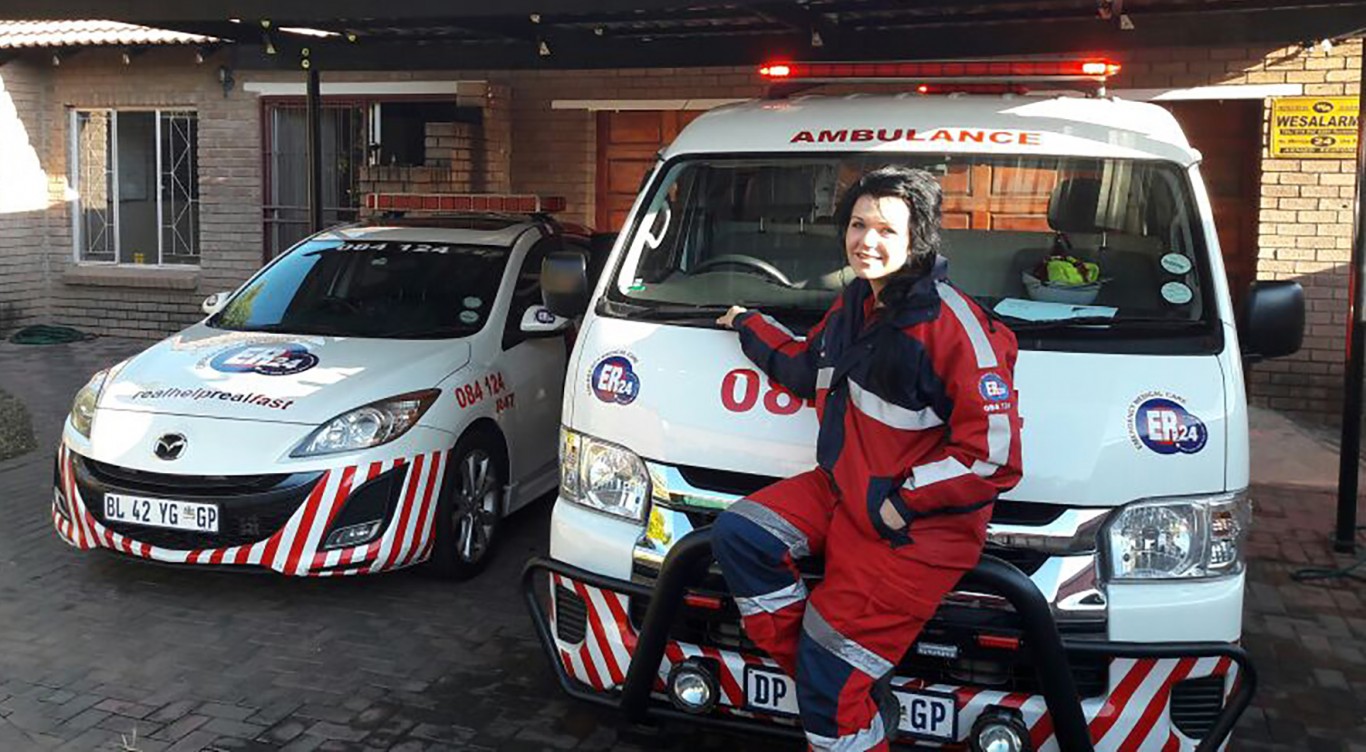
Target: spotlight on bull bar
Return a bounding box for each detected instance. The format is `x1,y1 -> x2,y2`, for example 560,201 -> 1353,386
666,658 -> 718,714
970,705 -> 1032,752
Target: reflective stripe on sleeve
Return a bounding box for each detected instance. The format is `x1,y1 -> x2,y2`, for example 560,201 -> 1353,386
970,413 -> 1012,478
902,456 -> 971,492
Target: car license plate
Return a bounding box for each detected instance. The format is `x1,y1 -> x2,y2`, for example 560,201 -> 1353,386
743,666 -> 957,741
894,688 -> 958,741
744,666 -> 799,716
103,493 -> 219,533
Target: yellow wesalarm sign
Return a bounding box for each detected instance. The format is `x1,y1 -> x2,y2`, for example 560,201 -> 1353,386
1270,96 -> 1359,158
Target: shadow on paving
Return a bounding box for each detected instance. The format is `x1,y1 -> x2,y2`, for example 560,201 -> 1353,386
0,337 -> 1362,749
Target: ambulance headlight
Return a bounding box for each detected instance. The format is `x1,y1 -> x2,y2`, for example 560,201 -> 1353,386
1103,491 -> 1250,580
69,368 -> 113,438
291,390 -> 439,457
560,427 -> 649,522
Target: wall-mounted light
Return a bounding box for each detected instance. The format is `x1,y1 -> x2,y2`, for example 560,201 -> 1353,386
217,64 -> 235,97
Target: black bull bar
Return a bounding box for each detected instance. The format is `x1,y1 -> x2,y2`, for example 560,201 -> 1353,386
522,528 -> 1256,751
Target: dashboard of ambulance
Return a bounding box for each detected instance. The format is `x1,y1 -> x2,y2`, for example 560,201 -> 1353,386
598,154 -> 1224,355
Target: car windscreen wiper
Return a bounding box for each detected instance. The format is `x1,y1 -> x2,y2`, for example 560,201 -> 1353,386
601,299 -> 731,323
1003,315 -> 1210,333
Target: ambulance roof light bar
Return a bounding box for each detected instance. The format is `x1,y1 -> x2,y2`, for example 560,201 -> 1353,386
759,58 -> 1122,96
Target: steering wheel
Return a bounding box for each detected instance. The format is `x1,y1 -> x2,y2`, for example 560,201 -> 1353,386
691,254 -> 793,287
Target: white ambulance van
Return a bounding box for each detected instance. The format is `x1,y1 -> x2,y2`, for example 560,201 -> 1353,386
523,60 -> 1304,751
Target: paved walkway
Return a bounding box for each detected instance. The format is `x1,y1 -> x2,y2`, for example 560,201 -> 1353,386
0,336 -> 1362,750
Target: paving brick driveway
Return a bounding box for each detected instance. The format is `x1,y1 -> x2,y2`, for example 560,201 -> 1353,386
0,336 -> 1362,751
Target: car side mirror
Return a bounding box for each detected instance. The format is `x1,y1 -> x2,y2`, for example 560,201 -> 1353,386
1240,280 -> 1304,362
201,291 -> 231,316
520,304 -> 571,336
542,252 -> 590,318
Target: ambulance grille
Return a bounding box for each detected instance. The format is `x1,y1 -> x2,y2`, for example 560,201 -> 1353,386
554,583 -> 588,644
1170,675 -> 1225,739
670,464 -> 1067,526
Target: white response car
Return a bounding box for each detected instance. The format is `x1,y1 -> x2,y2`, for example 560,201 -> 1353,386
54,213 -> 587,578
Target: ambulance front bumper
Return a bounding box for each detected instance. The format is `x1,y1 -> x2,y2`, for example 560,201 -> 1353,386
522,529 -> 1256,751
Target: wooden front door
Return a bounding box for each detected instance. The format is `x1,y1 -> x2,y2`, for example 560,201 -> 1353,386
595,111 -> 703,231
1162,100 -> 1262,306
941,163 -> 1057,231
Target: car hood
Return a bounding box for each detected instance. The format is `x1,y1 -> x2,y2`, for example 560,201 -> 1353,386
569,317 -> 1230,508
98,325 -> 471,424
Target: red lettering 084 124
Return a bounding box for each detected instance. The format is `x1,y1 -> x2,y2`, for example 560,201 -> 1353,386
720,369 -> 813,415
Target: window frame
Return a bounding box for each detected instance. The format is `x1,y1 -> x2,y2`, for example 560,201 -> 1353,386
68,107 -> 200,267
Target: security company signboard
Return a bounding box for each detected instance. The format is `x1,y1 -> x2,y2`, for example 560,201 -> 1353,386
1270,96 -> 1359,159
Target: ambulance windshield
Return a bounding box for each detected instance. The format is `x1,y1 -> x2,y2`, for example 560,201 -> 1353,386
605,156 -> 1216,337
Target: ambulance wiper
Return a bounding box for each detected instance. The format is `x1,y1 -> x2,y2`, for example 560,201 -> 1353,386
1006,316 -> 1207,332
621,303 -> 732,324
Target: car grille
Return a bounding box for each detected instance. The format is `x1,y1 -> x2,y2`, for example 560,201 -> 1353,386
73,454 -> 323,550
1170,675 -> 1225,739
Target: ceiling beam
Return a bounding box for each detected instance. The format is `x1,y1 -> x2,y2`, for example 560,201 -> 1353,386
220,4 -> 1366,71
0,0 -> 743,22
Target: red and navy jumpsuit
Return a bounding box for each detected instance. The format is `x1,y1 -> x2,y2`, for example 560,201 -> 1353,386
711,258 -> 1023,751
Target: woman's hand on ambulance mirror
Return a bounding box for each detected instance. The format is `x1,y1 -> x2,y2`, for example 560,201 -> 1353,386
717,305 -> 748,329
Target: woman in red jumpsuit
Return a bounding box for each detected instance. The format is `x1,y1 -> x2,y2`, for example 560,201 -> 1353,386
713,165 -> 1023,751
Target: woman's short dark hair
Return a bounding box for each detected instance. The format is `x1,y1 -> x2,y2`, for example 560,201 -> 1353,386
834,165 -> 943,306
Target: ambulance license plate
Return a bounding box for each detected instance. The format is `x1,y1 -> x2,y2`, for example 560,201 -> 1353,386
103,493 -> 219,533
744,666 -> 799,716
743,666 -> 957,741
893,688 -> 958,741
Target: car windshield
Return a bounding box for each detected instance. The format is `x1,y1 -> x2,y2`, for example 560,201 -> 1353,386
605,155 -> 1214,338
210,239 -> 509,339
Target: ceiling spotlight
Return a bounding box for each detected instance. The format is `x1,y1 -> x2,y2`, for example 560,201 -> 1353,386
121,50 -> 132,65
51,51 -> 61,67
538,40 -> 551,56
530,13 -> 542,23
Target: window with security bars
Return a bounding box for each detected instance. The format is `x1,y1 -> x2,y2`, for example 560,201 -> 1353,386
70,109 -> 200,265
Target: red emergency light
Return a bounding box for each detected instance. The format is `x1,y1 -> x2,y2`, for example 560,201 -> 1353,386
364,192 -> 567,214
758,58 -> 1121,84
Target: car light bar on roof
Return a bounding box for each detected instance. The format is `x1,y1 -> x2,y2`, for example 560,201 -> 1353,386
758,58 -> 1121,83
364,193 -> 566,214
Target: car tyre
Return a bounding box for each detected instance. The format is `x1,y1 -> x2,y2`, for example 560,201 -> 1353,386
428,430 -> 504,580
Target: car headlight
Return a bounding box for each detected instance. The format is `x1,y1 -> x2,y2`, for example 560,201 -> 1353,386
560,427 -> 650,522
69,369 -> 110,438
1103,491 -> 1250,581
291,390 -> 440,458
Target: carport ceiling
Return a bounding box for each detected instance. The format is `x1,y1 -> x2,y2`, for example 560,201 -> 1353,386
5,1 -> 1366,69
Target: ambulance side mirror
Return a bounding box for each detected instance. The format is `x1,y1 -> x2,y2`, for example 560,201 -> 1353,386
1240,280 -> 1304,362
201,291 -> 231,316
542,251 -> 590,318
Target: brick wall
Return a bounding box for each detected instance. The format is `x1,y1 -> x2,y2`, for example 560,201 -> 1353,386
25,47 -> 264,339
0,59 -> 54,334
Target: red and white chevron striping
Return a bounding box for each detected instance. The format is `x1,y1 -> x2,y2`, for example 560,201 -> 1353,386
549,576 -> 1236,750
52,445 -> 448,576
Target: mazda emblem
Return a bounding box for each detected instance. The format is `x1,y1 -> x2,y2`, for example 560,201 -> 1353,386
154,434 -> 187,461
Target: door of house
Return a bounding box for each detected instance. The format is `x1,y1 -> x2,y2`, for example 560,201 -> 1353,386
1163,100 -> 1262,307
595,111 -> 703,231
